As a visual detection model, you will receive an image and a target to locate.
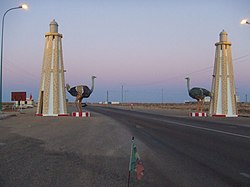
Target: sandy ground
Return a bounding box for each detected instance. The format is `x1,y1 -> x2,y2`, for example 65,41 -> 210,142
103,102 -> 250,117
0,106 -> 155,186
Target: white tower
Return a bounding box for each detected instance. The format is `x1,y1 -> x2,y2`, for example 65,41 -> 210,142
209,30 -> 238,117
36,20 -> 68,116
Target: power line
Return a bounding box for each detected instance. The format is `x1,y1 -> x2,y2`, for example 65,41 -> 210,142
129,52 -> 250,87
3,57 -> 38,81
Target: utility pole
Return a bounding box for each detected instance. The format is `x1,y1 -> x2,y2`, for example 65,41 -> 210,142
161,88 -> 164,104
107,90 -> 109,104
125,90 -> 129,102
121,85 -> 124,103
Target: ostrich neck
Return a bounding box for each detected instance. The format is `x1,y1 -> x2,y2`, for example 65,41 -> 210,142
186,79 -> 190,92
90,78 -> 95,93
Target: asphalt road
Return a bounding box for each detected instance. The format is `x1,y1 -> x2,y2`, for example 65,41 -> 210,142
88,105 -> 250,187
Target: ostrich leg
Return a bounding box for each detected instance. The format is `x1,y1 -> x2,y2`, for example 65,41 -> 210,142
75,97 -> 79,112
196,100 -> 200,112
75,98 -> 80,112
75,94 -> 82,112
79,98 -> 83,113
201,99 -> 205,113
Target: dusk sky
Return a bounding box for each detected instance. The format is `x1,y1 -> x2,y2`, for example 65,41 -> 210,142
1,0 -> 250,103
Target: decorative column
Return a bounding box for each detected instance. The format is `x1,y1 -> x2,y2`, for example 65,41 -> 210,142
36,20 -> 68,116
209,30 -> 238,117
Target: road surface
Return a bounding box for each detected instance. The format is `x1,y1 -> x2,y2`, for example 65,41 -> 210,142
88,105 -> 250,187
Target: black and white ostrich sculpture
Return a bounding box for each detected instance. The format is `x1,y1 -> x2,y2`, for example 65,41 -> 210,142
185,77 -> 211,112
66,76 -> 96,112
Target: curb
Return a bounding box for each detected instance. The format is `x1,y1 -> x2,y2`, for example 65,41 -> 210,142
72,112 -> 91,117
238,114 -> 250,118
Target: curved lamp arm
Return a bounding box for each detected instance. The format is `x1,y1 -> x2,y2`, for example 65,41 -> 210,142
0,4 -> 28,111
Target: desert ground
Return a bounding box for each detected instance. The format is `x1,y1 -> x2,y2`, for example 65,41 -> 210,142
97,102 -> 250,116
2,102 -> 250,116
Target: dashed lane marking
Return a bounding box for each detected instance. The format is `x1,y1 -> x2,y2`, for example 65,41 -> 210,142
135,125 -> 143,129
240,172 -> 250,179
159,119 -> 250,139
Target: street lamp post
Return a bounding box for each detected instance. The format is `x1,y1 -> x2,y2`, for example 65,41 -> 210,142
0,4 -> 28,112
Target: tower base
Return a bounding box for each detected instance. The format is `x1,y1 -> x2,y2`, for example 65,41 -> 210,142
72,112 -> 90,117
190,112 -> 207,117
35,113 -> 69,117
211,114 -> 238,117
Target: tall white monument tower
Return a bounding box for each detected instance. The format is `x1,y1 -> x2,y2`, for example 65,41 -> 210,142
209,30 -> 238,117
36,20 -> 68,116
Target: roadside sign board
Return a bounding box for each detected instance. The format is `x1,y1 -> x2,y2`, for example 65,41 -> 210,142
11,92 -> 26,101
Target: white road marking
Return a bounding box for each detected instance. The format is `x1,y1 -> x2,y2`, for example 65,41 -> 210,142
160,119 -> 250,139
240,172 -> 250,179
136,125 -> 143,129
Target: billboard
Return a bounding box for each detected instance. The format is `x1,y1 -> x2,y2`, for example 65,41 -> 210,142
11,92 -> 26,101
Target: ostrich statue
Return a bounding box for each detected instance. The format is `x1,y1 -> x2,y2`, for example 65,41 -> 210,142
185,77 -> 211,112
66,76 -> 96,113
